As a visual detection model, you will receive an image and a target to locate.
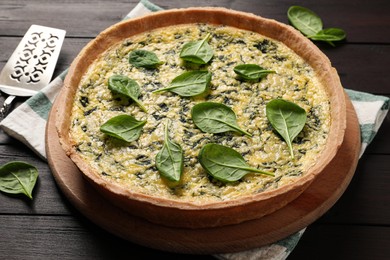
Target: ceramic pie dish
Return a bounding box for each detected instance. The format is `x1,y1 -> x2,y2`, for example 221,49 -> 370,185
56,7 -> 346,229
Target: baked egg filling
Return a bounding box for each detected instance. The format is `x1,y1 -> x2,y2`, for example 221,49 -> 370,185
69,23 -> 331,203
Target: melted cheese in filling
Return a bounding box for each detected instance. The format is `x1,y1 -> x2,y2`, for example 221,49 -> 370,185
70,24 -> 331,203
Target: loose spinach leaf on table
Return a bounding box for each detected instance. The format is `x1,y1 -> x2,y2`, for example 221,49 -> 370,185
287,6 -> 346,46
129,49 -> 163,68
100,114 -> 146,142
155,121 -> 184,182
266,99 -> 307,159
153,70 -> 211,97
108,75 -> 147,112
191,102 -> 251,136
198,143 -> 274,183
180,33 -> 214,64
287,5 -> 323,36
308,28 -> 346,46
0,161 -> 38,200
233,64 -> 275,81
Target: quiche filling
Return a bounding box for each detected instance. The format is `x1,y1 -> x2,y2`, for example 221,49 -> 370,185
70,23 -> 331,203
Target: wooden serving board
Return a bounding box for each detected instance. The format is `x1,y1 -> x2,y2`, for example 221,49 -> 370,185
46,92 -> 361,254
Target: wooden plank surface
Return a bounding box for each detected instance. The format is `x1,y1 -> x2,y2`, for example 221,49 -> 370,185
1,215 -> 388,260
1,0 -> 390,43
290,225 -> 390,260
0,0 -> 389,259
0,215 -> 215,260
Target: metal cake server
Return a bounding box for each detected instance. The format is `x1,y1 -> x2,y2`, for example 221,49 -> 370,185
0,25 -> 66,118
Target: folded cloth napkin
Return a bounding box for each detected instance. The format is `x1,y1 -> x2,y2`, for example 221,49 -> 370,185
1,0 -> 389,259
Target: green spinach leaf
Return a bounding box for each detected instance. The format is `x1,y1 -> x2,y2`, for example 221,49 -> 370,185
266,99 -> 307,159
180,33 -> 213,64
191,102 -> 251,136
155,121 -> 184,182
128,49 -> 163,68
198,143 -> 274,182
0,161 -> 38,200
308,28 -> 346,46
153,70 -> 211,97
100,114 -> 146,142
288,6 -> 346,46
233,64 -> 275,81
108,75 -> 147,112
287,6 -> 323,36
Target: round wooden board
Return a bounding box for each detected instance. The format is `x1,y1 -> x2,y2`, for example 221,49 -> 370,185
46,91 -> 361,254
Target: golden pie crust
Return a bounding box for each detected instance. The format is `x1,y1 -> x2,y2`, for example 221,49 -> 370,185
56,7 -> 346,228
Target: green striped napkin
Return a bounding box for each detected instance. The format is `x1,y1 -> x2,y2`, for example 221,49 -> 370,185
1,0 -> 388,259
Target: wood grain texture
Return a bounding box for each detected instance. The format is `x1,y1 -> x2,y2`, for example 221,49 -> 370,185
0,214 -> 388,260
0,0 -> 389,259
1,0 -> 390,43
0,215 -> 215,260
289,225 -> 390,260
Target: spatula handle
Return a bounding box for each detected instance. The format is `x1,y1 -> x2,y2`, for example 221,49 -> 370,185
0,95 -> 16,119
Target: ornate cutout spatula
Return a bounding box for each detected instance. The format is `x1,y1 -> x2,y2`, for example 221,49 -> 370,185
0,25 -> 66,118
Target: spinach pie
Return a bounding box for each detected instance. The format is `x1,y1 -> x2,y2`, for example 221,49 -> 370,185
56,7 -> 346,228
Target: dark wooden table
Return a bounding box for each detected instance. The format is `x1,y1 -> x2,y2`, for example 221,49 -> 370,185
1,1 -> 389,259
